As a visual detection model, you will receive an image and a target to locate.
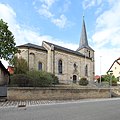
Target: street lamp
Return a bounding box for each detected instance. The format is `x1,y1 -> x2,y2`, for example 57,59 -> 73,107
100,56 -> 102,86
109,70 -> 113,98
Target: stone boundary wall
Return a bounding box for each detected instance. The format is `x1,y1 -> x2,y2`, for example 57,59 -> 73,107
7,87 -> 110,100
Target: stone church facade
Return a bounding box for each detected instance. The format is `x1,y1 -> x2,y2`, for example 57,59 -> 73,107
17,18 -> 95,83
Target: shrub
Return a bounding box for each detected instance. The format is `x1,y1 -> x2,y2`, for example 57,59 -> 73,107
10,74 -> 31,87
79,77 -> 89,86
27,71 -> 59,87
10,70 -> 59,87
112,79 -> 117,86
49,73 -> 59,85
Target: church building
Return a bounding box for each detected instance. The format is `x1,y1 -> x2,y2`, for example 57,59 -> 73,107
17,18 -> 95,83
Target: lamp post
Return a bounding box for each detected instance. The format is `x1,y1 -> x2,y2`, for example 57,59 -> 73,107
100,56 -> 102,86
109,70 -> 113,98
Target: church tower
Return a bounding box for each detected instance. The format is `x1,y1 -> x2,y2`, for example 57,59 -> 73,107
77,16 -> 94,60
77,16 -> 95,79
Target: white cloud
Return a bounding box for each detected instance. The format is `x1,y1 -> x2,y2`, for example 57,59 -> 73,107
33,0 -> 55,18
94,47 -> 120,75
82,0 -> 103,9
82,0 -> 96,9
93,1 -> 120,47
0,3 -> 77,67
33,0 -> 71,29
82,0 -> 120,75
63,0 -> 71,12
0,3 -> 16,26
51,14 -> 68,28
42,0 -> 56,8
92,1 -> 120,75
38,7 -> 54,18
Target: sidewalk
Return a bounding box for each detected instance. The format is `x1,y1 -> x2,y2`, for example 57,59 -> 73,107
0,100 -> 74,108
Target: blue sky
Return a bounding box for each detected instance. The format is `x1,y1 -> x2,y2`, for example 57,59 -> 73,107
0,0 -> 120,75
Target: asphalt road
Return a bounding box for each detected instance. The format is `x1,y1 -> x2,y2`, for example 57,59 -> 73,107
0,98 -> 120,120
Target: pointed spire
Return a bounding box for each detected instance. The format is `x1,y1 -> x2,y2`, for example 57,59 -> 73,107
77,16 -> 94,51
79,16 -> 88,48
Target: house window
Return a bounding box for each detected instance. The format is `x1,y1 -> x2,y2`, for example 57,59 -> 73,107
58,60 -> 62,74
38,62 -> 42,70
89,51 -> 90,57
85,64 -> 88,76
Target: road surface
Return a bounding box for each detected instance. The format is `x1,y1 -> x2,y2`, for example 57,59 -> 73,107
0,98 -> 120,120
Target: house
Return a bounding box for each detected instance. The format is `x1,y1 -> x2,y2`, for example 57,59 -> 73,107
107,57 -> 120,81
16,18 -> 95,84
0,61 -> 9,98
8,66 -> 14,74
0,61 -> 10,86
94,75 -> 100,82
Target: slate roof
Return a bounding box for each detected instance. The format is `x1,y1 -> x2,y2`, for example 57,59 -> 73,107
0,61 -> 10,75
17,43 -> 47,51
17,41 -> 91,59
77,18 -> 94,51
43,41 -> 90,58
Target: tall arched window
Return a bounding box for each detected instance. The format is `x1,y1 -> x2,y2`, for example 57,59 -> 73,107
89,51 -> 90,57
85,64 -> 88,76
29,52 -> 35,70
38,62 -> 42,70
58,60 -> 62,74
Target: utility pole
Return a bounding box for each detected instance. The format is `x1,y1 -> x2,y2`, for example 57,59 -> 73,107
109,70 -> 113,98
100,56 -> 102,86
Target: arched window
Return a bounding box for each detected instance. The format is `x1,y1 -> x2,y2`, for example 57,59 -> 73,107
85,64 -> 88,76
89,51 -> 90,57
38,62 -> 42,70
58,60 -> 62,74
29,52 -> 35,70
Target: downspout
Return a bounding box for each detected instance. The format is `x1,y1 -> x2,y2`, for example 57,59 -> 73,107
28,47 -> 29,70
53,50 -> 55,74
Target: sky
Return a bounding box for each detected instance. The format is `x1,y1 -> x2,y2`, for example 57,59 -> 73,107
0,0 -> 120,75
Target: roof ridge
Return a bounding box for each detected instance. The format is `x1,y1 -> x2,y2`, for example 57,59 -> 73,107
44,41 -> 88,58
17,43 -> 46,51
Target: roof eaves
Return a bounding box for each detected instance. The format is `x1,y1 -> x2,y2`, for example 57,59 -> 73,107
44,41 -> 90,58
0,61 -> 10,75
17,43 -> 47,51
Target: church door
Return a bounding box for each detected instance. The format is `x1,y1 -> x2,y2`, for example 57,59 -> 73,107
73,75 -> 77,83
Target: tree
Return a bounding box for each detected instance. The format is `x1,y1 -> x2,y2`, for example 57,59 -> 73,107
12,56 -> 29,74
0,19 -> 18,62
102,74 -> 117,86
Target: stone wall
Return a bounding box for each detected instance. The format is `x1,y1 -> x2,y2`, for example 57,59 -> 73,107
7,87 -> 110,101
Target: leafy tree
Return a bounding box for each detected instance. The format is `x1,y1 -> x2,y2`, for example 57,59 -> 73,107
97,76 -> 105,83
102,74 -> 117,86
0,19 -> 18,62
13,56 -> 29,74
